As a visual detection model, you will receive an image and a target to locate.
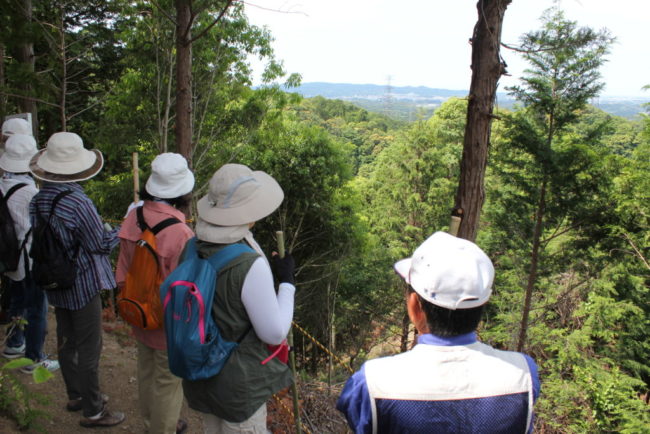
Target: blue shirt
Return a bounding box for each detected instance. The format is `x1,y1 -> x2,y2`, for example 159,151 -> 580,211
30,182 -> 119,310
337,332 -> 540,434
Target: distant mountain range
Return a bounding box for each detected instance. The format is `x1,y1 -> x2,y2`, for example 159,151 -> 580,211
287,82 -> 650,121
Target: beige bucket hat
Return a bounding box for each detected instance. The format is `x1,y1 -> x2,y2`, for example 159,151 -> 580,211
197,163 -> 284,226
0,134 -> 38,173
30,132 -> 103,183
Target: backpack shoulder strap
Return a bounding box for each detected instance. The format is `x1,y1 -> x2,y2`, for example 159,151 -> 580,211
135,206 -> 149,232
151,217 -> 181,235
136,205 -> 180,235
206,243 -> 255,274
1,183 -> 28,202
48,190 -> 74,219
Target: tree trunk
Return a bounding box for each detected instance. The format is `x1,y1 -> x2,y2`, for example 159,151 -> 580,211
58,7 -> 67,131
16,0 -> 38,136
175,0 -> 192,163
400,310 -> 410,353
453,0 -> 511,242
0,43 -> 6,117
517,177 -> 547,352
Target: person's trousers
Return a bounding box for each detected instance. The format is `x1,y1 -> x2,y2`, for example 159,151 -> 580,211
55,293 -> 103,418
203,404 -> 268,434
136,340 -> 183,434
6,277 -> 48,361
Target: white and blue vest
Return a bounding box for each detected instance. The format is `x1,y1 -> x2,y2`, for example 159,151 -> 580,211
364,342 -> 534,433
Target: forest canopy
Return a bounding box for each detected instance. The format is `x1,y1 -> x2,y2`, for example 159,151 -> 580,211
1,1 -> 648,432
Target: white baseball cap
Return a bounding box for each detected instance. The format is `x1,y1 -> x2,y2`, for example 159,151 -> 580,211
394,232 -> 494,310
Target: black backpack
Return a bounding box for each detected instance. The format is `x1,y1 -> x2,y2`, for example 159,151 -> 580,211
30,190 -> 79,290
0,183 -> 28,274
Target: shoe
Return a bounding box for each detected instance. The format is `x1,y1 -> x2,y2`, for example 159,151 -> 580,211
2,344 -> 26,359
67,393 -> 109,412
176,419 -> 188,434
79,408 -> 125,428
20,358 -> 60,374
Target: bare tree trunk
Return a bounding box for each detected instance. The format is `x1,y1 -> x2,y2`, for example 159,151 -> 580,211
453,0 -> 511,242
58,7 -> 67,131
516,177 -> 546,352
0,43 -> 6,117
16,0 -> 38,135
400,310 -> 410,353
175,0 -> 192,163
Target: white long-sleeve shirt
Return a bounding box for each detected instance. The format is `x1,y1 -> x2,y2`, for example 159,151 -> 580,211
240,232 -> 295,345
1,173 -> 38,281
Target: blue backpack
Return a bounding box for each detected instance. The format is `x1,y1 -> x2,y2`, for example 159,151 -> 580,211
161,237 -> 254,380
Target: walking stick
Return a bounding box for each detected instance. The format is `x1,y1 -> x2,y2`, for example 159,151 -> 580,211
132,152 -> 140,203
276,231 -> 302,434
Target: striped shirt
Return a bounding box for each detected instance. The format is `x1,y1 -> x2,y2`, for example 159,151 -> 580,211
30,182 -> 119,310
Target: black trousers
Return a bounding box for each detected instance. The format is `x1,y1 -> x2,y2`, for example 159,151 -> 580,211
55,293 -> 104,417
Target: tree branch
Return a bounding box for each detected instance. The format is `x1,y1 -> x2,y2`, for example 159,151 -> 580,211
0,91 -> 60,108
622,233 -> 650,270
189,0 -> 235,44
148,0 -> 177,25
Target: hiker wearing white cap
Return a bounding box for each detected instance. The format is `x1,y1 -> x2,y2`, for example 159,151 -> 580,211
29,132 -> 125,428
0,134 -> 59,374
337,232 -> 540,434
115,153 -> 194,434
181,163 -> 296,433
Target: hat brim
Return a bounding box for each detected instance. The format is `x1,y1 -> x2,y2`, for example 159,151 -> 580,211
0,156 -> 30,173
394,258 -> 412,283
29,149 -> 104,183
197,171 -> 284,226
145,172 -> 195,199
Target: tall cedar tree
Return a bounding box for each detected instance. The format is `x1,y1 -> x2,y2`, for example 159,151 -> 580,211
506,8 -> 613,351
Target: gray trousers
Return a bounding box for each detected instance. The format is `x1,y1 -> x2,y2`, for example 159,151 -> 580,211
55,293 -> 103,417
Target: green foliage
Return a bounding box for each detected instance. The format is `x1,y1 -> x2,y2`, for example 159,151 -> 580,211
0,358 -> 51,430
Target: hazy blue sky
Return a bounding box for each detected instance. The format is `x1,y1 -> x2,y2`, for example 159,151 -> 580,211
244,0 -> 650,97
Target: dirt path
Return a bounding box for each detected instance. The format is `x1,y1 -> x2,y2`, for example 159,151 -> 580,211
1,306 -> 203,433
2,304 -> 351,433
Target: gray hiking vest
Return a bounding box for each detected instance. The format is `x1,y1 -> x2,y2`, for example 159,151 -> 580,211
182,240 -> 293,423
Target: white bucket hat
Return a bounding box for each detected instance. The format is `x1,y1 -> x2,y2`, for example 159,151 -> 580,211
197,163 -> 283,226
2,118 -> 32,137
145,153 -> 195,199
394,232 -> 494,310
0,134 -> 38,173
29,132 -> 104,183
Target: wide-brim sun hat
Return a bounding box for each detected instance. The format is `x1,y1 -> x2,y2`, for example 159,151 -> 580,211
0,134 -> 38,173
29,132 -> 103,183
2,118 -> 32,137
197,163 -> 284,226
394,231 -> 494,310
145,152 -> 195,199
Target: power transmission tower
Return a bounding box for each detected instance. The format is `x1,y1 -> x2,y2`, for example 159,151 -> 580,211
383,75 -> 394,119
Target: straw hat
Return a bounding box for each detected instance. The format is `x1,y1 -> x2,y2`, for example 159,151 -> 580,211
0,134 -> 38,173
29,132 -> 103,183
145,153 -> 195,199
394,232 -> 494,310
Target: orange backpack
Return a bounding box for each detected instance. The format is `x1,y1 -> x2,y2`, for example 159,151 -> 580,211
118,206 -> 180,330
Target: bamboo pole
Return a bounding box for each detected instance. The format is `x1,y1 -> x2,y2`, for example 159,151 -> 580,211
276,230 -> 301,434
132,152 -> 139,203
448,215 -> 461,237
